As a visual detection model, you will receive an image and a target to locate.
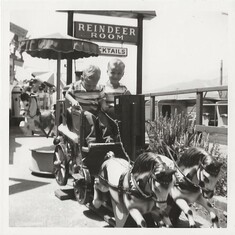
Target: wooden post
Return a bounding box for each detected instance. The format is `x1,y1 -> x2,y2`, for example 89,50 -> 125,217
150,96 -> 155,121
196,92 -> 203,125
136,15 -> 143,95
67,11 -> 74,85
131,102 -> 137,161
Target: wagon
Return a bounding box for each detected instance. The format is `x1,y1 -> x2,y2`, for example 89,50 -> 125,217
53,94 -> 146,226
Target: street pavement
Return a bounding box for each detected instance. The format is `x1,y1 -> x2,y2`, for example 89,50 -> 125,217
8,126 -> 211,229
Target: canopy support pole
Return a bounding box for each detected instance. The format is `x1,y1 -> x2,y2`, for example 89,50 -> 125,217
56,53 -> 61,130
67,11 -> 74,85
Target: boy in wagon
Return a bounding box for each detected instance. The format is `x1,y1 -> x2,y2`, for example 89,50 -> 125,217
104,58 -> 131,118
65,64 -> 114,145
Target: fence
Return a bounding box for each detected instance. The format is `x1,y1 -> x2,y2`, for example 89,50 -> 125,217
144,85 -> 228,145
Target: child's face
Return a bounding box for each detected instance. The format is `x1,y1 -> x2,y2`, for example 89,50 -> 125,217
82,74 -> 100,91
31,80 -> 41,93
107,64 -> 124,86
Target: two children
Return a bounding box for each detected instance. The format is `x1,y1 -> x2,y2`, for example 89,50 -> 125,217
65,59 -> 129,146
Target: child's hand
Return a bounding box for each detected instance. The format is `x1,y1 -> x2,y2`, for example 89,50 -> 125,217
71,101 -> 77,106
100,100 -> 109,112
72,101 -> 82,110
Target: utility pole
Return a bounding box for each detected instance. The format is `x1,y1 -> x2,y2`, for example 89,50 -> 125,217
220,60 -> 223,85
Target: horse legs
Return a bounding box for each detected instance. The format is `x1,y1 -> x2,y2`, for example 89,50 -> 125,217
46,124 -> 55,137
151,209 -> 173,227
160,210 -> 173,228
196,195 -> 219,228
174,198 -> 196,227
128,208 -> 147,227
92,177 -> 108,209
161,215 -> 173,228
19,119 -> 34,136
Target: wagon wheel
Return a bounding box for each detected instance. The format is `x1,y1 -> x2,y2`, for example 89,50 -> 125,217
73,167 -> 92,205
53,145 -> 69,186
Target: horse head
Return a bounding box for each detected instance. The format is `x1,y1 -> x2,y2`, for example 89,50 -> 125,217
20,92 -> 39,118
179,147 -> 223,199
20,93 -> 31,116
197,154 -> 223,199
131,152 -> 176,210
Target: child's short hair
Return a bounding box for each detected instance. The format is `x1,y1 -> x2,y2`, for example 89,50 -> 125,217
107,58 -> 125,71
82,64 -> 101,79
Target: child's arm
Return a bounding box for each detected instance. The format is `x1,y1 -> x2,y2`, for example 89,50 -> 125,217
65,91 -> 82,109
100,99 -> 109,112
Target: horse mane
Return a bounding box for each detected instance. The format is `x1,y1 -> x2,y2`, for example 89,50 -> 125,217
132,152 -> 175,184
178,147 -> 222,176
132,152 -> 165,174
20,92 -> 30,101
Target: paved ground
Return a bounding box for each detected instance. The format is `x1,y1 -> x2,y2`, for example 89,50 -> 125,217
8,126 -> 212,230
9,128 -> 108,228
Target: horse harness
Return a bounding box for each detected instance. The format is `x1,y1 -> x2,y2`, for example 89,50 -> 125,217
197,161 -> 218,195
175,168 -> 200,193
175,162 -> 215,195
98,164 -> 167,205
165,145 -> 216,195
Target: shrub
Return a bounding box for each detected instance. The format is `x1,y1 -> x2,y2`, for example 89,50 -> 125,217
145,112 -> 227,197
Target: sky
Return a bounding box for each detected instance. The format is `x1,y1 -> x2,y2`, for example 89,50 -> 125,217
3,0 -> 233,94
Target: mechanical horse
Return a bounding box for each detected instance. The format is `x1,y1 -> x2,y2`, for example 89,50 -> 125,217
19,92 -> 56,137
93,151 -> 176,227
168,147 -> 223,228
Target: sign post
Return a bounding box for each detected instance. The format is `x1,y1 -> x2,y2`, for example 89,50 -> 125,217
137,16 -> 143,94
59,10 -> 156,93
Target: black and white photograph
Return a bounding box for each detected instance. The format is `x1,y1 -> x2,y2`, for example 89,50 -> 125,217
1,0 -> 235,234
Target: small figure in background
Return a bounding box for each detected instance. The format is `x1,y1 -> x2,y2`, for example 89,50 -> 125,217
37,82 -> 46,110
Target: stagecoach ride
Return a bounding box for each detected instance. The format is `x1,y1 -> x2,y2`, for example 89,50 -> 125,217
18,11 -> 223,228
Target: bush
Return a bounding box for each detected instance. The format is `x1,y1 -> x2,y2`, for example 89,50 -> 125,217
145,112 -> 227,197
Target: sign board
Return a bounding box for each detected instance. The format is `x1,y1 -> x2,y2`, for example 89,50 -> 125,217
99,46 -> 128,57
74,21 -> 138,44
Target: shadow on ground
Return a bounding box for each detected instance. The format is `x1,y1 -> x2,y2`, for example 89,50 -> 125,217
83,209 -> 105,222
9,177 -> 49,195
177,218 -> 203,228
9,136 -> 22,165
